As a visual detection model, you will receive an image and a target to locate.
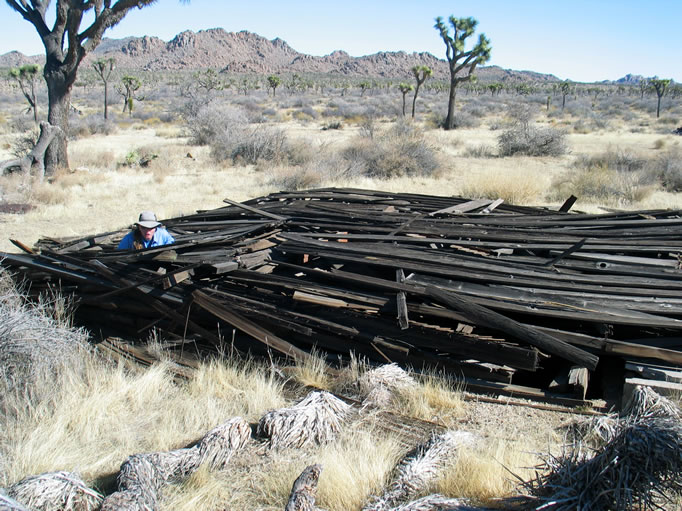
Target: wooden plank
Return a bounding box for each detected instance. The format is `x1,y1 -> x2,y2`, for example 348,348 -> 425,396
429,198 -> 493,216
192,289 -> 319,366
625,362 -> 682,383
559,195 -> 578,213
623,377 -> 682,402
396,269 -> 409,330
223,197 -> 288,221
481,198 -> 504,214
423,286 -> 599,370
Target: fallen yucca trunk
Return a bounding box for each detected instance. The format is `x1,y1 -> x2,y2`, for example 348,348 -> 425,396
358,364 -> 416,409
6,471 -> 103,511
258,391 -> 351,449
285,464 -> 325,511
198,416 -> 252,469
364,431 -> 475,511
527,415 -> 682,511
101,417 -> 252,510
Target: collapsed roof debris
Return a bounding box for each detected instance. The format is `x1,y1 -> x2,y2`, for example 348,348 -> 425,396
3,188 -> 682,407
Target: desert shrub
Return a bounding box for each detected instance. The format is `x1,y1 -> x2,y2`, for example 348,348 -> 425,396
10,114 -> 35,133
9,129 -> 39,157
497,103 -> 566,157
498,126 -> 566,156
183,103 -> 248,146
550,148 -> 660,205
210,124 -> 290,166
0,268 -> 90,395
462,144 -> 496,158
67,114 -> 116,139
649,147 -> 682,192
551,166 -> 655,205
266,164 -> 324,191
340,120 -> 440,178
574,148 -> 646,173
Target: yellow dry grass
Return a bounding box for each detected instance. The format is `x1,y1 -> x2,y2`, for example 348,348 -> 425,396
0,352 -> 286,488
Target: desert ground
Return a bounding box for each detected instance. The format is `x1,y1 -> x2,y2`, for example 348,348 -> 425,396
1,77 -> 681,509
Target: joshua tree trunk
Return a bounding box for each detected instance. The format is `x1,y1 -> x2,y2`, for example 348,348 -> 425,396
445,87 -> 457,130
44,64 -> 76,174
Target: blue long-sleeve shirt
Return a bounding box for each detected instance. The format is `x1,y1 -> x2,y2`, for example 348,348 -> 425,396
117,228 -> 175,250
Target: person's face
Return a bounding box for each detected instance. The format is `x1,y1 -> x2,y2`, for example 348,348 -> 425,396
138,225 -> 156,241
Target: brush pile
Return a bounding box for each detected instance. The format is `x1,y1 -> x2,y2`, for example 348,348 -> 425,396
3,188 -> 682,404
524,385 -> 682,510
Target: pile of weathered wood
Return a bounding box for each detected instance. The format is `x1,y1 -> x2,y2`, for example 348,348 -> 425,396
3,188 -> 682,406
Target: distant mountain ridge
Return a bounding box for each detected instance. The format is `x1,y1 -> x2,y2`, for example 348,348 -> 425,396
0,28 -> 581,83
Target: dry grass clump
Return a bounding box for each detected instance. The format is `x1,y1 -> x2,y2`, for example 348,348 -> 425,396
69,146 -> 117,171
549,147 -> 662,206
437,438 -> 537,505
459,166 -> 548,205
285,349 -> 334,390
391,375 -> 465,427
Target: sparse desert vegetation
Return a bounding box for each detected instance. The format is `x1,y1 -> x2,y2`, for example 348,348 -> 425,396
1,70 -> 681,252
1,64 -> 682,510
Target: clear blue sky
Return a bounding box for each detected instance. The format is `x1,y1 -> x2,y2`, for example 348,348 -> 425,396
1,0 -> 680,83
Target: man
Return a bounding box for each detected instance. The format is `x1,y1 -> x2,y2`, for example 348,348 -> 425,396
117,211 -> 175,250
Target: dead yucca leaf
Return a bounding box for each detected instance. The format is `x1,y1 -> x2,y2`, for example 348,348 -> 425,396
527,414 -> 682,511
7,471 -> 103,511
359,363 -> 417,409
391,494 -> 469,510
364,431 -> 475,510
622,385 -> 682,420
258,391 -> 351,449
198,416 -> 251,470
0,493 -> 28,510
100,487 -> 157,511
564,385 -> 682,447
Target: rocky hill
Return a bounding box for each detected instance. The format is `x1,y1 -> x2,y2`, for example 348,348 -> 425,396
0,28 -> 559,82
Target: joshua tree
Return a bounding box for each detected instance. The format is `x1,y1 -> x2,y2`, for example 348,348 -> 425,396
117,75 -> 143,116
397,83 -> 414,116
560,80 -> 573,111
92,58 -> 116,120
194,68 -> 224,94
4,0 -> 185,176
9,64 -> 41,123
434,15 -> 491,130
267,75 -> 281,97
411,65 -> 432,119
650,78 -> 671,118
358,81 -> 372,97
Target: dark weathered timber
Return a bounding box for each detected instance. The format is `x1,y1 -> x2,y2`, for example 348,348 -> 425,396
6,188 -> 682,404
423,287 -> 599,371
